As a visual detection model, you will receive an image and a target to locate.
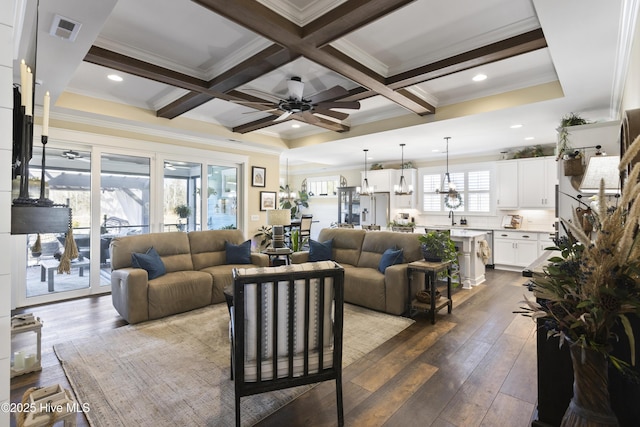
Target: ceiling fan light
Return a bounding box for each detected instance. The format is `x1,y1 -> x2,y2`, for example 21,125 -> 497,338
287,77 -> 305,100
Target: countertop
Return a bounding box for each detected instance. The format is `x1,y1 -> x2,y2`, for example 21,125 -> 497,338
417,224 -> 555,234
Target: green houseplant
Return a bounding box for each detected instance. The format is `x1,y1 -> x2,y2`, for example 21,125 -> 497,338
279,185 -> 309,219
557,112 -> 590,160
417,230 -> 457,263
519,146 -> 640,426
173,204 -> 192,219
253,225 -> 272,250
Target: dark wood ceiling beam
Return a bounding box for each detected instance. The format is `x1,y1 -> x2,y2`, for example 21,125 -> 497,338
319,45 -> 433,114
387,29 -> 548,89
208,45 -> 298,93
85,46 -> 216,95
302,0 -> 415,47
158,46 -> 298,118
191,0 -> 432,116
192,0 -> 301,45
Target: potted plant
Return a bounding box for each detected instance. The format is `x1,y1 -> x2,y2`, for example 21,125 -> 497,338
519,151 -> 640,426
417,230 -> 457,263
174,204 -> 192,219
279,186 -> 309,219
557,112 -> 590,160
253,225 -> 272,250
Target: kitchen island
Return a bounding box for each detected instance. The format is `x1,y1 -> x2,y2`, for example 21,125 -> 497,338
449,229 -> 487,289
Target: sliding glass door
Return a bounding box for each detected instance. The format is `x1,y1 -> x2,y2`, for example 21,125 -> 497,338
99,153 -> 151,285
16,143 -> 245,307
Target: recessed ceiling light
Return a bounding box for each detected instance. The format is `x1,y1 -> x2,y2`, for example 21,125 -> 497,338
432,149 -> 440,152
510,124 -> 523,129
291,123 -> 300,128
525,136 -> 535,140
107,74 -> 123,82
472,74 -> 487,82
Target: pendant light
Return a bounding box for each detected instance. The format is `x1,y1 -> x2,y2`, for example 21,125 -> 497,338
358,149 -> 374,196
439,137 -> 462,209
394,143 -> 413,195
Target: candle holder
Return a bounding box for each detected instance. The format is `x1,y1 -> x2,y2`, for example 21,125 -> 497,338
35,135 -> 53,207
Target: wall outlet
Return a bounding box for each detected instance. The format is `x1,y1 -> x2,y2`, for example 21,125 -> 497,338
251,214 -> 260,221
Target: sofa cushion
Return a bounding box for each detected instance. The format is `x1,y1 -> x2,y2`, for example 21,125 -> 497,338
378,247 -> 403,273
147,271 -> 213,320
343,267 -> 386,312
359,231 -> 422,269
131,247 -> 166,279
226,240 -> 252,264
309,239 -> 333,262
317,228 -> 366,266
111,232 -> 194,272
188,229 -> 248,270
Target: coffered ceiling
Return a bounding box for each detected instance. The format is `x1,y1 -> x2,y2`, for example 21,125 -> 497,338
14,0 -> 639,169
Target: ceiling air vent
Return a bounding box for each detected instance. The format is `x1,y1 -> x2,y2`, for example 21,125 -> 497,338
49,14 -> 82,42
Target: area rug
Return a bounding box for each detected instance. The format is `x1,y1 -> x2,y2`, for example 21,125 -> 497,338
54,303 -> 414,427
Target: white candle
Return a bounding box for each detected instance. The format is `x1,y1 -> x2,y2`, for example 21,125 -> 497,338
25,67 -> 33,116
24,354 -> 36,369
20,59 -> 27,106
13,351 -> 25,370
43,91 -> 50,136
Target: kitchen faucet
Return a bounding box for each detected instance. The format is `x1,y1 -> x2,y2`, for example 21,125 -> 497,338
448,210 -> 456,226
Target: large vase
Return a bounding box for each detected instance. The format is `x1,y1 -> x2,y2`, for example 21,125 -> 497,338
561,344 -> 619,427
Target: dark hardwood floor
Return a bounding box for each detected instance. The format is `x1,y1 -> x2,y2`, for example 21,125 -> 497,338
10,269 -> 538,427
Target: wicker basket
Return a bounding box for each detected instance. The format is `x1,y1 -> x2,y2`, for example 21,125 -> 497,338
563,157 -> 584,176
416,290 -> 441,304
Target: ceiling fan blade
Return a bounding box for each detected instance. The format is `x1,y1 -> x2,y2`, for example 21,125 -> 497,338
274,111 -> 293,122
241,88 -> 284,104
313,108 -> 349,121
301,111 -> 320,123
310,85 -> 349,103
230,100 -> 275,106
315,101 -> 361,110
242,108 -> 279,115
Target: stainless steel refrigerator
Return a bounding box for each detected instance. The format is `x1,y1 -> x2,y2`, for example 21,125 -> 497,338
360,193 -> 389,227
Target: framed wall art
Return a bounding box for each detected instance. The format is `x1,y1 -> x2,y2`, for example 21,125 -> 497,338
252,166 -> 266,187
260,191 -> 277,211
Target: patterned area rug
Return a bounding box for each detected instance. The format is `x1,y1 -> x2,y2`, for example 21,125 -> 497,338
54,303 -> 413,427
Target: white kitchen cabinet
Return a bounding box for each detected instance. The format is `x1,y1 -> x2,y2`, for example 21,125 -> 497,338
518,157 -> 557,209
495,161 -> 519,208
362,169 -> 393,192
538,231 -> 556,255
493,230 -> 539,268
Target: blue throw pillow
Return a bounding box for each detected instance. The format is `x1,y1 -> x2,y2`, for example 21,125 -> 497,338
378,247 -> 404,273
131,247 -> 166,280
309,239 -> 333,262
226,240 -> 252,264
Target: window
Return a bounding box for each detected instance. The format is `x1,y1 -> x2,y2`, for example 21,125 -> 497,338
420,166 -> 491,213
302,175 -> 346,197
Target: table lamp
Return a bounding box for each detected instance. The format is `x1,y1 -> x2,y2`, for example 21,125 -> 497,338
267,209 -> 291,248
579,155 -> 620,194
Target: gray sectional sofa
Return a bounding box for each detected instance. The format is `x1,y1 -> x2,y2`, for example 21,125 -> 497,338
109,229 -> 268,323
291,228 -> 424,315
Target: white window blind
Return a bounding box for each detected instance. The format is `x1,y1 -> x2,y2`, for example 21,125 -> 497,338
422,174 -> 441,211
420,167 -> 491,213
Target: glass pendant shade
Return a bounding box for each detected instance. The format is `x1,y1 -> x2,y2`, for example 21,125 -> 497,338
394,143 -> 413,195
358,149 -> 374,196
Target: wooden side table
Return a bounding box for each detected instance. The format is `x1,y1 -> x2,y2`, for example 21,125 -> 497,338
261,248 -> 293,266
406,260 -> 452,324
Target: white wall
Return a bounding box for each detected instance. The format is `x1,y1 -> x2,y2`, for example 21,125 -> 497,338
0,0 -> 14,423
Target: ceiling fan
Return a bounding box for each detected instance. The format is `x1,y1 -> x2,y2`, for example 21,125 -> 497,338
234,77 -> 361,124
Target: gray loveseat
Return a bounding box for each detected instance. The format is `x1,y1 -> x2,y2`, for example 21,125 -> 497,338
291,228 -> 424,315
110,229 -> 268,323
